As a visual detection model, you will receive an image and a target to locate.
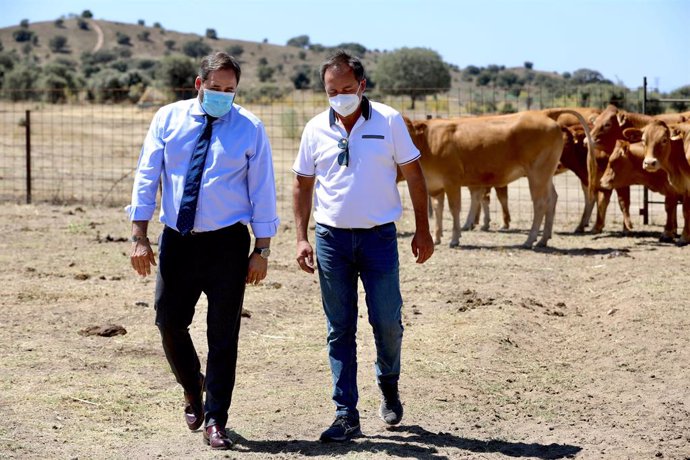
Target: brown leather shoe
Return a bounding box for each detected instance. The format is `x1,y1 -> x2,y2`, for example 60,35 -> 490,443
203,425 -> 233,450
183,374 -> 205,431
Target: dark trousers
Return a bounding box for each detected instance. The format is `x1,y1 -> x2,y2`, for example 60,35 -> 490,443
154,224 -> 249,428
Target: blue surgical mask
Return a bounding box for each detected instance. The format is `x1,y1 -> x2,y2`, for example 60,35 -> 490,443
201,88 -> 235,118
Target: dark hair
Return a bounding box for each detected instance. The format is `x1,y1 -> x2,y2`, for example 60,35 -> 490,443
200,51 -> 242,83
319,49 -> 365,84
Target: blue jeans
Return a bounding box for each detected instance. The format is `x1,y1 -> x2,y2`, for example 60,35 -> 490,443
315,222 -> 404,420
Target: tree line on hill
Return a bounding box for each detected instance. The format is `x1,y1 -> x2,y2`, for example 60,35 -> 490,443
0,12 -> 688,113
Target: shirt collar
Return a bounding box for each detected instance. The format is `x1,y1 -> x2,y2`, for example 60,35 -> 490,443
329,96 -> 372,126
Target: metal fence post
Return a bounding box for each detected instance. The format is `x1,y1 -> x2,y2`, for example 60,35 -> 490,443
641,77 -> 648,224
25,109 -> 32,204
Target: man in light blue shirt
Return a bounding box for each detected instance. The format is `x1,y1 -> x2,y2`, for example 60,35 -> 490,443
127,52 -> 279,450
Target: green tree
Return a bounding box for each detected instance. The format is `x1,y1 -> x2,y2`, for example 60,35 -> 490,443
373,47 -> 451,108
137,30 -> 150,42
81,10 -> 93,18
54,18 -> 65,28
291,64 -> 312,89
77,18 -> 89,30
20,19 -> 29,28
40,60 -> 83,102
335,42 -> 367,57
156,55 -> 197,97
182,40 -> 211,58
286,35 -> 310,48
153,22 -> 163,29
524,61 -> 533,70
669,85 -> 690,112
49,35 -> 69,53
137,19 -> 145,26
164,39 -> 176,51
4,62 -> 39,100
571,68 -> 606,85
206,28 -> 218,40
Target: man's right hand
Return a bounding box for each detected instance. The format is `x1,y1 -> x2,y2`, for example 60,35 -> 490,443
130,237 -> 157,277
296,240 -> 315,274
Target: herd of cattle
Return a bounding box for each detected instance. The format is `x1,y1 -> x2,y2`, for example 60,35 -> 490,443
400,105 -> 690,248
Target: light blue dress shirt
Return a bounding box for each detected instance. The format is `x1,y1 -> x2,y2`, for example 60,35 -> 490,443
126,97 -> 280,238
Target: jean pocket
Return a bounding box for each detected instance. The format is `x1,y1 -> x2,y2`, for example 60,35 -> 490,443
315,224 -> 332,239
373,223 -> 397,241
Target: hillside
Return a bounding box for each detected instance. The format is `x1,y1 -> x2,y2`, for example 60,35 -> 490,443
1,16 -> 686,112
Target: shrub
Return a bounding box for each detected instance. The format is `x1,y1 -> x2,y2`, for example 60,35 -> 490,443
153,22 -> 163,28
156,55 -> 197,97
226,44 -> 243,57
291,64 -> 311,89
77,18 -> 89,30
54,18 -> 65,28
206,28 -> 218,40
81,10 -> 93,18
137,30 -> 150,42
182,40 -> 211,58
286,35 -> 309,48
20,19 -> 29,28
298,50 -> 306,60
257,65 -> 274,82
137,19 -> 145,26
13,29 -> 35,43
49,35 -> 69,53
524,61 -> 534,70
164,39 -> 176,51
116,32 -> 131,46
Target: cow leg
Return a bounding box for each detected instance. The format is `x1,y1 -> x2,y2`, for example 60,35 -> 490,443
480,188 -> 491,231
429,191 -> 444,245
575,181 -> 594,233
446,185 -> 462,248
616,186 -> 633,235
461,186 -> 482,231
592,189 -> 612,234
679,197 -> 690,246
524,177 -> 550,248
536,182 -> 558,247
660,193 -> 678,243
495,185 -> 510,230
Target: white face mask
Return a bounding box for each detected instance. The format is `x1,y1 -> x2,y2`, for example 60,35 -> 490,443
328,85 -> 361,117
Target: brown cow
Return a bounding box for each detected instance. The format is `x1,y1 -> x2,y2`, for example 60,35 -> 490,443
587,105 -> 685,234
599,140 -> 680,242
405,110 -> 595,248
626,121 -> 690,245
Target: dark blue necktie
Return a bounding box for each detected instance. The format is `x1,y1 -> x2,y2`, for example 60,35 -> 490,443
176,114 -> 216,236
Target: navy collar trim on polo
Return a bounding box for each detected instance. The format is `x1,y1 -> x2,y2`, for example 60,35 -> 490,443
329,96 -> 372,126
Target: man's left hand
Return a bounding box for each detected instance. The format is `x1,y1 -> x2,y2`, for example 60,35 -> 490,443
411,230 -> 434,264
246,253 -> 268,284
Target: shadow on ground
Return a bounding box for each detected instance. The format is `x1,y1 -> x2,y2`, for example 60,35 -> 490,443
233,424 -> 581,459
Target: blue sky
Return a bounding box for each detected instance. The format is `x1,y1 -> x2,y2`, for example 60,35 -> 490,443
3,0 -> 688,93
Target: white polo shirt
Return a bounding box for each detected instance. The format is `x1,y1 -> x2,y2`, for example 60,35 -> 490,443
293,97 -> 420,229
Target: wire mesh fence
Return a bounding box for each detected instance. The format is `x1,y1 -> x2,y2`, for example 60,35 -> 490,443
0,86 -> 679,232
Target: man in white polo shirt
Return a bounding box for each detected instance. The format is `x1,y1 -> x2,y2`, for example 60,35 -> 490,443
292,50 -> 434,442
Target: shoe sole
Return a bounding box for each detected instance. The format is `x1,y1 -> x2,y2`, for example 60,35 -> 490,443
319,428 -> 362,443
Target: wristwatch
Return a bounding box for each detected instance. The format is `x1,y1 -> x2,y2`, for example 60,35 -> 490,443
131,235 -> 149,243
253,247 -> 271,259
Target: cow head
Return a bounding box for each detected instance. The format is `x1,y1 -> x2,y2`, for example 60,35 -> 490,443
589,105 -> 626,153
639,121 -> 671,173
600,140 -> 633,190
403,116 -> 430,157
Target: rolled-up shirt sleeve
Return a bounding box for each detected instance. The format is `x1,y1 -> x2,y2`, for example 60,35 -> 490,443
126,109 -> 165,221
247,122 -> 280,238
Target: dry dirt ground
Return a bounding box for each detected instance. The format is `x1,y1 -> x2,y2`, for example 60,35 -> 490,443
1,203 -> 689,460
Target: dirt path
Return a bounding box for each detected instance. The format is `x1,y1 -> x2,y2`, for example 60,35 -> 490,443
1,203 -> 689,459
91,20 -> 104,53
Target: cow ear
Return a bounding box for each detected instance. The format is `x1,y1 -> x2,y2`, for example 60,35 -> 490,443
669,126 -> 683,140
616,112 -> 627,126
622,128 -> 642,143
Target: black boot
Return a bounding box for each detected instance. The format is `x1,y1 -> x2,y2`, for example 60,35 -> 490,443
378,382 -> 403,425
